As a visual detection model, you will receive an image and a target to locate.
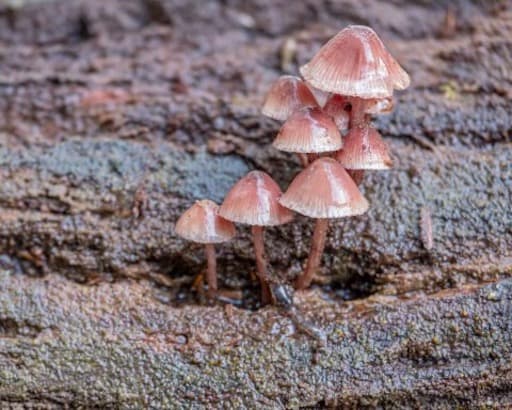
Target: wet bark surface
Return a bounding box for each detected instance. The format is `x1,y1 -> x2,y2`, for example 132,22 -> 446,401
0,0 -> 511,407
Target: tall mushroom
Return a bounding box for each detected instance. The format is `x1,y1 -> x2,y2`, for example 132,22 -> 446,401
300,25 -> 410,100
279,158 -> 369,290
175,200 -> 236,299
300,25 -> 410,127
219,171 -> 293,304
261,75 -> 319,121
273,107 -> 342,166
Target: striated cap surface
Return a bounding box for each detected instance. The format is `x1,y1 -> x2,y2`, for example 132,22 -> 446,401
273,107 -> 342,153
279,158 -> 369,218
300,25 -> 410,98
220,171 -> 294,226
335,125 -> 392,170
261,75 -> 319,121
175,200 -> 236,244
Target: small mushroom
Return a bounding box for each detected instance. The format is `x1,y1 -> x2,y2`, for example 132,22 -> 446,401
261,75 -> 319,121
279,158 -> 368,290
175,200 -> 236,299
219,171 -> 293,304
300,25 -> 410,99
273,107 -> 342,166
335,124 -> 392,185
336,124 -> 392,170
300,25 -> 410,127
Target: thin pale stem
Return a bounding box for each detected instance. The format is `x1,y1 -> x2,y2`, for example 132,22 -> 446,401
251,225 -> 272,305
296,218 -> 329,290
204,243 -> 217,300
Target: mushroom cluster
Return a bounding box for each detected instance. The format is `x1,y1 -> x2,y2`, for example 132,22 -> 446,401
175,25 -> 409,304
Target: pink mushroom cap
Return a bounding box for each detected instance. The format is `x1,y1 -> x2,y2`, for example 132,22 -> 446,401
261,75 -> 319,121
175,199 -> 236,244
219,171 -> 294,226
273,107 -> 343,153
300,25 -> 410,98
279,157 -> 369,219
335,124 -> 392,170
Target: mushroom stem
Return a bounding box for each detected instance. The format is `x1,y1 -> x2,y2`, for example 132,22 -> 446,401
251,225 -> 272,304
349,97 -> 369,128
298,153 -> 309,167
296,218 -> 330,290
347,169 -> 365,186
204,243 -> 218,299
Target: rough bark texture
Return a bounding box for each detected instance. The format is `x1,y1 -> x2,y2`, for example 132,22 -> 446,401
0,0 -> 511,408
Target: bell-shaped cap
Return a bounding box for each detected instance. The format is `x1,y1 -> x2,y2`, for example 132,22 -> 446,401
175,200 -> 236,244
219,171 -> 294,226
279,158 -> 369,219
335,125 -> 392,170
273,107 -> 342,154
261,75 -> 319,121
300,25 -> 410,98
322,94 -> 350,131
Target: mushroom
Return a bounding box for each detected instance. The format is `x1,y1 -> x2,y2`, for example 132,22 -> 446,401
175,200 -> 236,299
261,75 -> 319,121
336,124 -> 392,170
300,25 -> 410,127
279,158 -> 369,290
300,25 -> 410,99
273,107 -> 342,166
219,171 -> 293,304
335,124 -> 392,185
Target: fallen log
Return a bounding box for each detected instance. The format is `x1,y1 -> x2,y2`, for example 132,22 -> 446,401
0,272 -> 511,407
